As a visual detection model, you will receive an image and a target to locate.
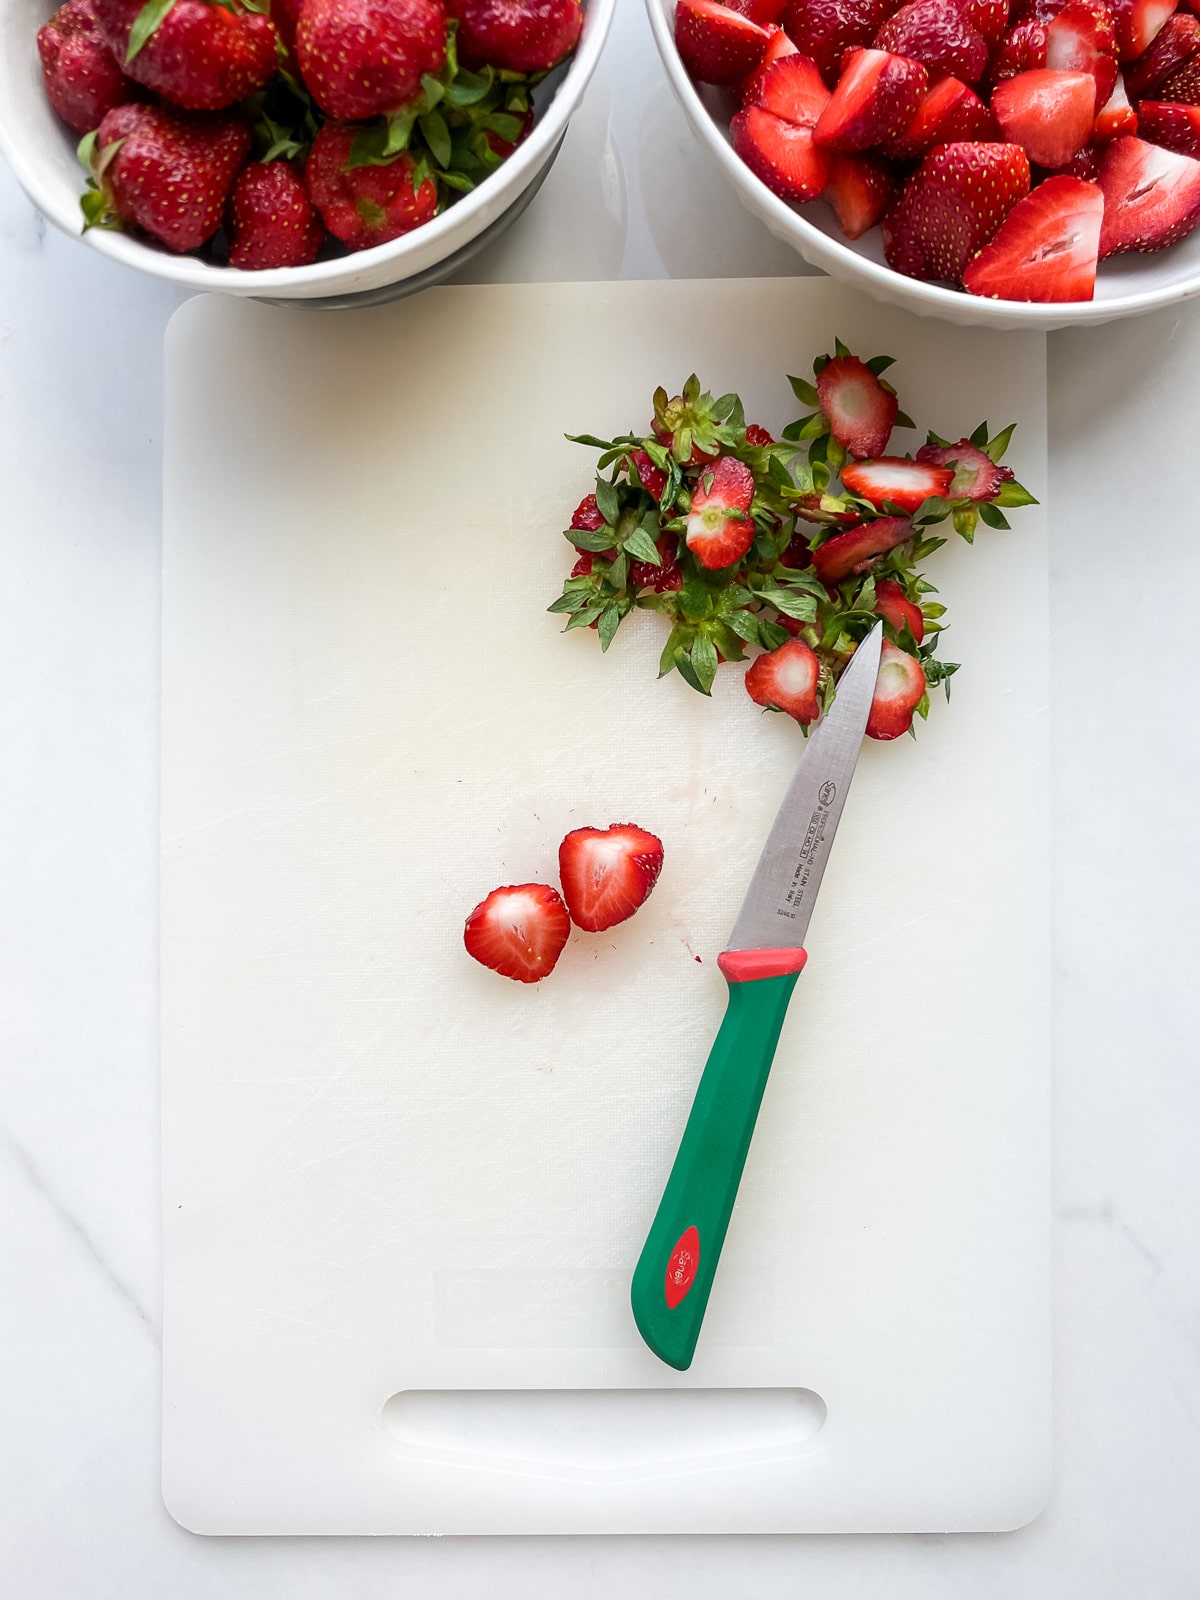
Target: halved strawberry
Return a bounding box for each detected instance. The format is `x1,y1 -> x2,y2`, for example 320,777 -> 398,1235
915,438 -> 1016,498
1097,133 -> 1200,251
735,22 -> 799,103
1160,52 -> 1200,101
811,514 -> 913,580
1125,12 -> 1200,94
822,151 -> 897,236
991,70 -> 1097,168
816,353 -> 898,457
963,174 -> 1104,299
1045,0 -> 1118,110
882,141 -> 1031,283
781,0 -> 893,83
732,103 -> 832,198
744,638 -> 821,721
1094,75 -> 1138,140
874,0 -> 989,83
558,824 -> 665,932
745,51 -> 831,123
874,577 -> 925,641
464,883 -> 571,983
886,76 -> 1000,160
866,640 -> 926,740
675,0 -> 771,84
685,454 -> 757,568
841,457 -> 954,510
813,48 -> 929,152
1111,0 -> 1179,61
1138,97 -> 1200,154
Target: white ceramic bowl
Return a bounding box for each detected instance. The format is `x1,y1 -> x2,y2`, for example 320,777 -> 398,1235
0,0 -> 615,301
646,0 -> 1200,329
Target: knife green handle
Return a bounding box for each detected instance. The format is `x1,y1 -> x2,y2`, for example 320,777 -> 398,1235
630,947 -> 808,1371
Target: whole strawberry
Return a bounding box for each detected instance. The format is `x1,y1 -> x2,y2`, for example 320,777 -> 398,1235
306,121 -> 437,249
88,102 -> 250,251
37,0 -> 133,135
296,0 -> 447,119
781,0 -> 892,83
91,0 -> 278,111
450,0 -> 583,72
228,161 -> 325,268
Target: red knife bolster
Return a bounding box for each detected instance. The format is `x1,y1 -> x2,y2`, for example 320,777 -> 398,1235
717,947 -> 808,983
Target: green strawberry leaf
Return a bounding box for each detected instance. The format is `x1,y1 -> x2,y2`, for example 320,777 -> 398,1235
594,478 -> 620,525
419,110 -> 452,169
126,0 -> 177,61
622,526 -> 660,565
985,422 -> 1017,462
76,130 -> 98,170
865,354 -> 895,375
597,605 -> 622,652
993,479 -> 1038,508
978,502 -> 1010,530
969,419 -> 989,448
563,526 -> 615,553
894,410 -> 916,430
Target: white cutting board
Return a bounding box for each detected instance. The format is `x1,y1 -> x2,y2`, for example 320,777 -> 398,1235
160,280 -> 1050,1536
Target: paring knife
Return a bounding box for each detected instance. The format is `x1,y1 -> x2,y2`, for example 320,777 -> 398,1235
630,621 -> 884,1371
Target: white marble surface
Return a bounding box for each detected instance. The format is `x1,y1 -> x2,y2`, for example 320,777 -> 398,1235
1,0 -> 1198,1590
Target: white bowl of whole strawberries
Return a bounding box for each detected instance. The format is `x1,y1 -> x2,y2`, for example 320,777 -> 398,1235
0,0 -> 613,300
648,0 -> 1200,323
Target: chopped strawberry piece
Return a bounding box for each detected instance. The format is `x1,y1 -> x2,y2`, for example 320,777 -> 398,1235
675,0 -> 771,84
841,457 -> 954,511
992,70 -> 1097,168
882,141 -> 1031,283
1097,133 -> 1200,251
1110,0 -> 1179,61
744,639 -> 821,721
464,883 -> 571,983
990,19 -> 1048,86
1094,75 -> 1138,140
781,0 -> 892,83
1138,97 -> 1200,154
874,577 -> 925,641
732,103 -> 833,198
570,492 -> 604,532
816,354 -> 898,456
1045,0 -> 1118,110
630,537 -> 684,590
813,48 -> 928,151
685,455 -> 757,568
735,23 -> 800,103
726,0 -> 788,19
1160,52 -> 1200,101
570,552 -> 596,576
558,824 -> 665,932
963,174 -> 1103,299
822,151 -> 897,236
886,76 -> 1000,160
961,0 -> 1009,45
874,0 -> 989,83
866,640 -> 926,740
811,514 -> 914,580
1126,13 -> 1200,95
628,448 -> 668,499
745,422 -> 776,444
745,51 -> 831,123
915,438 -> 1015,498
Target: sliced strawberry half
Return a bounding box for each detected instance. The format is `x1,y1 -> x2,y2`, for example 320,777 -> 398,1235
963,174 -> 1103,300
735,23 -> 799,104
675,0 -> 771,84
745,50 -> 830,122
558,824 -> 665,932
1094,75 -> 1138,140
1160,54 -> 1200,103
816,353 -> 898,457
874,0 -> 989,83
1138,98 -> 1200,155
1125,12 -> 1200,95
882,141 -> 1031,283
992,70 -> 1098,168
822,152 -> 897,236
841,457 -> 954,510
1111,0 -> 1178,61
732,103 -> 832,198
915,438 -> 1016,498
813,47 -> 929,152
744,639 -> 821,721
1097,133 -> 1200,252
811,514 -> 914,581
1045,0 -> 1119,110
685,454 -> 757,568
874,577 -> 925,642
464,883 -> 571,983
866,640 -> 926,740
886,76 -> 1000,160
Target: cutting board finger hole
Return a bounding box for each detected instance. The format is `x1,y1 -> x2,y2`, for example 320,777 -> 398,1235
379,1388 -> 828,1483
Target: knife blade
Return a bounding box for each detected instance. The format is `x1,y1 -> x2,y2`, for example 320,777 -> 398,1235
630,622 -> 883,1371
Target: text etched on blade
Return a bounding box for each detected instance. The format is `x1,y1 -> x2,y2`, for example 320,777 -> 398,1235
777,781 -> 836,921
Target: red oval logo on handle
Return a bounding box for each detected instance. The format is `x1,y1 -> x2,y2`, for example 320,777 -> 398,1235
664,1225 -> 700,1309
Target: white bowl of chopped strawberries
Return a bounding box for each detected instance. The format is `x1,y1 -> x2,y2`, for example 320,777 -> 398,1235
0,0 -> 614,299
647,0 -> 1200,322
